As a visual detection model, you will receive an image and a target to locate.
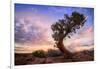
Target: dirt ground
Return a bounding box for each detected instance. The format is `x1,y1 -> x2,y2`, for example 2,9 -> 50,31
15,50 -> 94,65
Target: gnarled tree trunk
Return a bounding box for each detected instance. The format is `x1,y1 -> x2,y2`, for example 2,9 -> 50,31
57,39 -> 72,58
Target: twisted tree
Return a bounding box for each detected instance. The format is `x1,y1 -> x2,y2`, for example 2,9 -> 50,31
51,11 -> 87,57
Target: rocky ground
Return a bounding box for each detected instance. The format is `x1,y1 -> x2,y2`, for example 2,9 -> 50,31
15,50 -> 94,65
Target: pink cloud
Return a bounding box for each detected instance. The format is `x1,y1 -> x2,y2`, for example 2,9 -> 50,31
15,11 -> 55,46
64,26 -> 94,52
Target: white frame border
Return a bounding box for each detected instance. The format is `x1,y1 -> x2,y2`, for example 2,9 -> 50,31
11,0 -> 95,69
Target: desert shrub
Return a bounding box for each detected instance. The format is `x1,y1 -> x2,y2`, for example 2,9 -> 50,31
32,50 -> 46,58
47,49 -> 63,57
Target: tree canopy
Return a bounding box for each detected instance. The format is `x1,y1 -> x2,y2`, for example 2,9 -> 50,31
51,11 -> 87,42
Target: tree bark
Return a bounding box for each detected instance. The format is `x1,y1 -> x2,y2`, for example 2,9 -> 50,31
57,39 -> 72,58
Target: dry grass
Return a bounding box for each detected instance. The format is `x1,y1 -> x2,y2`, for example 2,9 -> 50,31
15,49 -> 94,65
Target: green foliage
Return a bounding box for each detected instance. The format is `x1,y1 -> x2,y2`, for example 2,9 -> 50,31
51,11 -> 86,41
32,50 -> 46,58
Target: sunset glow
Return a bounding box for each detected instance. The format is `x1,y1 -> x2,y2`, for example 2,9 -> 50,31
15,4 -> 94,53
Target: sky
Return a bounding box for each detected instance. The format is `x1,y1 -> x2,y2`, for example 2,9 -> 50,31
15,3 -> 94,53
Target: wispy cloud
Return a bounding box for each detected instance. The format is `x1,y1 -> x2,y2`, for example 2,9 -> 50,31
64,26 -> 94,52
15,4 -> 94,52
